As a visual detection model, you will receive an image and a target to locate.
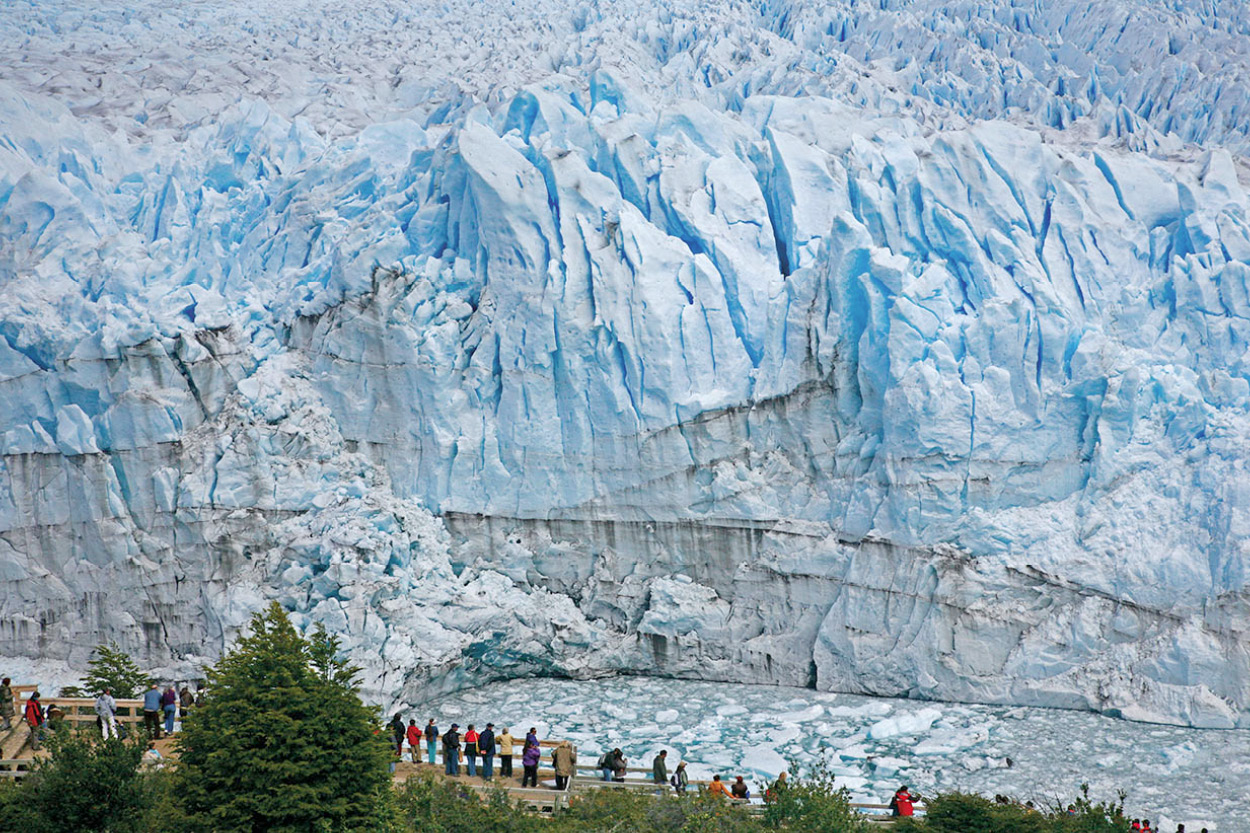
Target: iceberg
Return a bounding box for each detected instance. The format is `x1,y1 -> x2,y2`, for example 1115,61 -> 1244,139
1,0 -> 1249,731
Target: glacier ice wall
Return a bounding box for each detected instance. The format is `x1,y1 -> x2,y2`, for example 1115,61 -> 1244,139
1,0 -> 1250,727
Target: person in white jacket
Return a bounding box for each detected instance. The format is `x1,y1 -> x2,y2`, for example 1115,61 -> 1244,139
95,688 -> 118,739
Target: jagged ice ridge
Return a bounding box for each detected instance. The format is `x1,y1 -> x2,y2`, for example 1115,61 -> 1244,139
1,0 -> 1249,729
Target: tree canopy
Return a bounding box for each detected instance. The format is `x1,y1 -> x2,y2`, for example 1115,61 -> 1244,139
174,602 -> 393,832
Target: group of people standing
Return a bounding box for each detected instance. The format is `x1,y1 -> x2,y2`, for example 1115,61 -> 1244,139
388,717 -> 577,790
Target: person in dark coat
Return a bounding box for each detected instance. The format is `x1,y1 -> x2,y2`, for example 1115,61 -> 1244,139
389,713 -> 405,756
442,724 -> 461,776
478,723 -> 496,780
652,750 -> 668,786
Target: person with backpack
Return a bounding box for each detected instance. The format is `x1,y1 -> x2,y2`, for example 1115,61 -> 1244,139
671,761 -> 689,795
406,719 -> 422,763
478,723 -> 496,780
498,727 -> 514,778
731,775 -> 750,799
521,737 -> 541,788
652,750 -> 668,787
442,724 -> 461,776
24,691 -> 45,751
598,749 -> 614,781
424,719 -> 439,765
95,687 -> 118,739
463,724 -> 479,777
389,713 -> 405,756
890,785 -> 915,817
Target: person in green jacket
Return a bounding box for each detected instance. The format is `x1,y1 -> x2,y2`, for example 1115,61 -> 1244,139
652,749 -> 668,787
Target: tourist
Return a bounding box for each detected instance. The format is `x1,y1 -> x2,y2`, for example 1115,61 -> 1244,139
424,719 -> 439,765
708,774 -> 732,798
45,703 -> 65,729
141,741 -> 164,771
521,737 -> 541,788
526,726 -> 538,748
162,685 -> 178,735
23,691 -> 44,751
479,723 -> 496,780
1175,825 -> 1185,833
890,785 -> 915,817
463,724 -> 480,777
672,761 -> 689,795
652,749 -> 668,786
1131,821 -> 1142,832
498,726 -> 514,777
95,687 -> 118,739
731,775 -> 750,799
179,685 -> 193,716
194,687 -> 205,708
442,723 -> 461,776
0,677 -> 12,730
143,683 -> 163,739
552,739 -> 576,790
613,749 -> 628,781
765,771 -> 788,802
598,749 -> 614,781
1141,821 -> 1153,833
389,713 -> 405,756
406,719 -> 422,763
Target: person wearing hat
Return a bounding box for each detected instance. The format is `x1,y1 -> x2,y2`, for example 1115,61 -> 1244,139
442,723 -> 461,776
478,722 -> 496,780
424,719 -> 439,765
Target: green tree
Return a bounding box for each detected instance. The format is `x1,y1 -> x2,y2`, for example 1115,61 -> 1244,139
85,642 -> 154,698
0,731 -> 149,833
759,760 -> 869,832
174,603 -> 393,832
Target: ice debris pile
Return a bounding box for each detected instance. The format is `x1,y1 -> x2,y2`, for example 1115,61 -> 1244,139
429,676 -> 1243,830
1,0 -> 1250,728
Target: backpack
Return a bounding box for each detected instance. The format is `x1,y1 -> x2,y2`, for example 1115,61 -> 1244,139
597,753 -> 610,768
670,775 -> 678,787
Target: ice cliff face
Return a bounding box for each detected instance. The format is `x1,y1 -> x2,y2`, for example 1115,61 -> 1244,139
2,0 -> 1249,728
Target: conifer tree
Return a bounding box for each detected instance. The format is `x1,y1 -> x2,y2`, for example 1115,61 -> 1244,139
174,603 -> 392,831
59,643 -> 153,698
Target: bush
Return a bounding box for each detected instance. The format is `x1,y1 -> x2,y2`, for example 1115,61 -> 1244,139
390,769 -> 544,833
759,760 -> 869,832
557,787 -> 758,833
174,602 -> 393,832
0,730 -> 150,833
896,789 -> 1131,833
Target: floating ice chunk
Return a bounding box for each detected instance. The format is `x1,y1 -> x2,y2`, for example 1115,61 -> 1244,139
656,709 -> 680,723
868,708 -> 943,740
739,744 -> 790,777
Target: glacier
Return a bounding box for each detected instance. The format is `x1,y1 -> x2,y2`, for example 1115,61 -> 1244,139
1,0 -> 1250,730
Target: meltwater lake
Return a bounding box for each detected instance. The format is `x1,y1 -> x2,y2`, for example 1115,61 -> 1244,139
424,676 -> 1247,830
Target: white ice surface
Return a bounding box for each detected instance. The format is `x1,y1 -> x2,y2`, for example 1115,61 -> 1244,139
420,676 -> 1239,830
1,0 -> 1250,735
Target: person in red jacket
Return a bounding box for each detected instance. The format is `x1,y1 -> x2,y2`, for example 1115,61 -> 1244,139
890,785 -> 915,816
405,719 -> 422,763
24,691 -> 45,751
